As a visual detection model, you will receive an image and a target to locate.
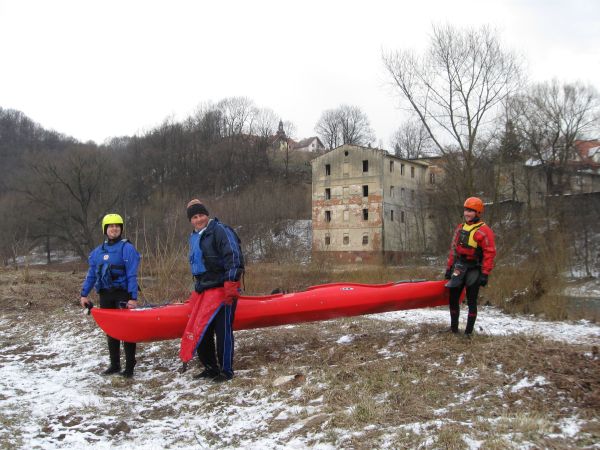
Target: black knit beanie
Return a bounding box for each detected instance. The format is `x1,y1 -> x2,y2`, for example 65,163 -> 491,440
187,201 -> 209,220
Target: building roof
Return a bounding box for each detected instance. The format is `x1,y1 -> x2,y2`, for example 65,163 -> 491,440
293,137 -> 323,149
310,144 -> 431,166
575,139 -> 600,163
311,144 -> 435,167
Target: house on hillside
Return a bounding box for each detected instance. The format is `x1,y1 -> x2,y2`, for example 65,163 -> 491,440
310,144 -> 439,263
568,140 -> 600,192
293,137 -> 325,153
496,139 -> 600,206
268,121 -> 325,154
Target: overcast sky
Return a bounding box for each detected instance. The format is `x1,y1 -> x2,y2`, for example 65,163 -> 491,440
1,0 -> 598,147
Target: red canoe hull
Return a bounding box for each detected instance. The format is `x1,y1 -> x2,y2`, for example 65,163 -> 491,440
91,280 -> 450,343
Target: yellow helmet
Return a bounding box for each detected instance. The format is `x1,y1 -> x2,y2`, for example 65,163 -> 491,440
101,213 -> 124,234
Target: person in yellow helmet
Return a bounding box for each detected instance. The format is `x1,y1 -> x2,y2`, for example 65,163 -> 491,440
80,213 -> 141,377
444,197 -> 496,336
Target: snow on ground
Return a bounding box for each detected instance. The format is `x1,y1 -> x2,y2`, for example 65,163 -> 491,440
0,306 -> 598,449
564,277 -> 600,298
376,305 -> 600,345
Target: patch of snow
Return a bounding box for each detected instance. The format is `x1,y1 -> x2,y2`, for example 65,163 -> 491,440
510,376 -> 548,393
336,335 -> 354,344
273,375 -> 297,386
463,435 -> 484,450
558,417 -> 581,438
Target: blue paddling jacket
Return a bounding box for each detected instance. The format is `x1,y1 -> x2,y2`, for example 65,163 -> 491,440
189,218 -> 244,293
81,239 -> 141,299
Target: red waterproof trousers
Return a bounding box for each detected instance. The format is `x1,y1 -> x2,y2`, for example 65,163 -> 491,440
179,288 -> 227,363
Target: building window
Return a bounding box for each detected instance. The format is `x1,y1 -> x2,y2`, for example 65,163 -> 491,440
389,161 -> 394,172
401,188 -> 405,198
344,150 -> 349,156
343,162 -> 349,176
401,164 -> 405,175
390,186 -> 394,197
411,166 -> 415,178
362,185 -> 369,197
362,160 -> 369,172
325,188 -> 331,200
430,172 -> 436,184
325,210 -> 331,222
400,210 -> 405,223
325,164 -> 331,176
363,208 -> 369,220
325,234 -> 331,246
362,234 -> 369,245
343,186 -> 349,198
343,234 -> 350,245
391,210 -> 394,221
411,190 -> 415,201
343,209 -> 349,221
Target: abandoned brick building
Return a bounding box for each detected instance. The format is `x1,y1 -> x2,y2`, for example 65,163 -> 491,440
311,144 -> 440,263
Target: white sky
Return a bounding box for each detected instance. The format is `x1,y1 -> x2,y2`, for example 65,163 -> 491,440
1,0 -> 599,146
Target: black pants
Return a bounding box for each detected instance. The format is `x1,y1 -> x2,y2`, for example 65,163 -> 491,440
448,269 -> 480,334
99,289 -> 136,369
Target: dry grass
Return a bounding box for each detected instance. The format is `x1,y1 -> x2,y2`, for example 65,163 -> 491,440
0,266 -> 82,311
239,319 -> 600,448
230,318 -> 600,448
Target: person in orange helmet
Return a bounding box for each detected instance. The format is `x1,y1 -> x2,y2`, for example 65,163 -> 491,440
444,197 -> 496,336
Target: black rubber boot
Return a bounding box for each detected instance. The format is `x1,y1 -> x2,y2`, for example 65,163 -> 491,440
465,313 -> 477,335
193,367 -> 219,380
121,342 -> 136,378
212,371 -> 233,383
103,336 -> 121,375
450,309 -> 459,334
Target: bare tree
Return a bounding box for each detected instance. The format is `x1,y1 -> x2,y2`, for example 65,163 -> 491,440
282,120 -> 297,140
383,24 -> 523,195
16,145 -> 123,258
508,80 -> 600,194
250,107 -> 279,138
315,105 -> 375,149
279,119 -> 298,179
216,97 -> 258,137
390,119 -> 434,158
338,105 -> 375,146
315,109 -> 341,150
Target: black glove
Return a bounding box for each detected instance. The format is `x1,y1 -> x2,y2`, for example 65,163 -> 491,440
479,273 -> 488,287
444,268 -> 452,280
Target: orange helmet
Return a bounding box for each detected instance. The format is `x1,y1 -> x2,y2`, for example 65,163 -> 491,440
463,197 -> 484,215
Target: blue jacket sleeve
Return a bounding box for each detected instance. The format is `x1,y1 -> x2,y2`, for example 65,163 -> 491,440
81,248 -> 98,297
122,242 -> 141,299
215,223 -> 244,282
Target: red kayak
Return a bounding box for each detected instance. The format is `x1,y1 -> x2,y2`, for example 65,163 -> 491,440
91,280 -> 450,343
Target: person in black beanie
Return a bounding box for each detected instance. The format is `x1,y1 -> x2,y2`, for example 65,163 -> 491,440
179,199 -> 244,382
186,200 -> 210,219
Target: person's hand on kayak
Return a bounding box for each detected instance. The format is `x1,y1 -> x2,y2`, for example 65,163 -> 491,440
126,300 -> 138,309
